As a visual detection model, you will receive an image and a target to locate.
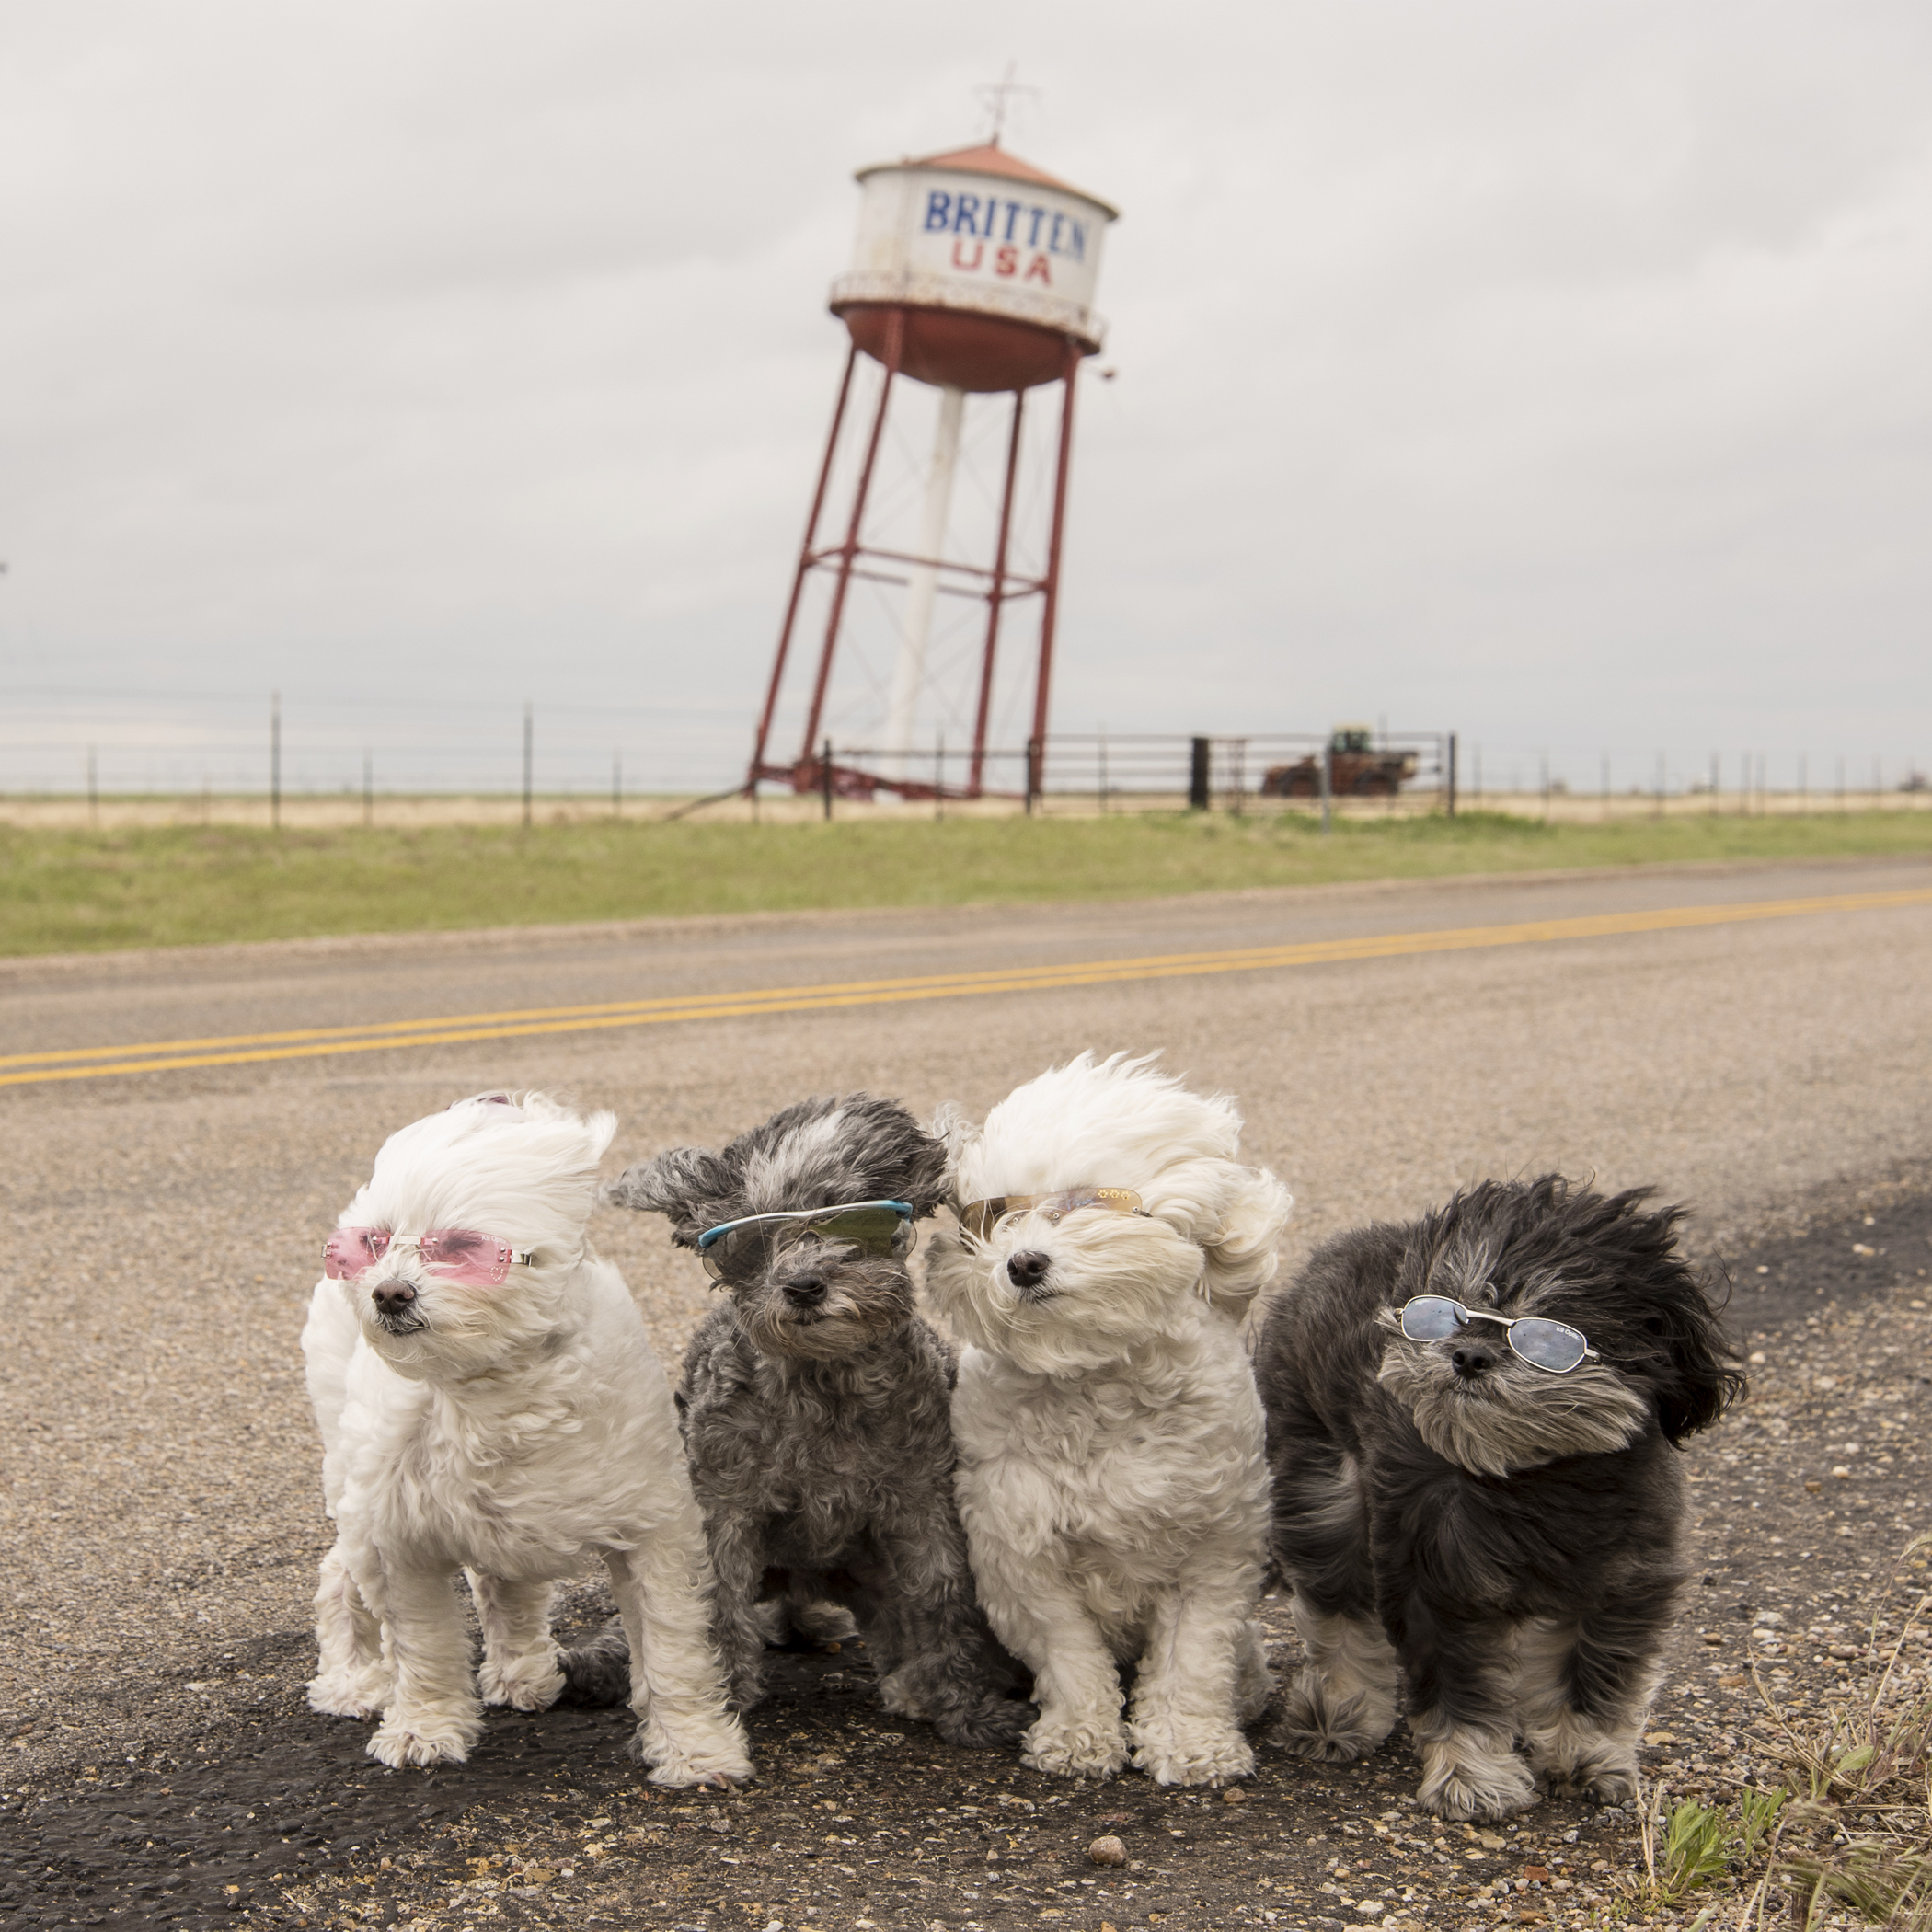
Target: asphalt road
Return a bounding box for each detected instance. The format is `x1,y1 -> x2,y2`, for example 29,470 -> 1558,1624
4,854 -> 1931,1929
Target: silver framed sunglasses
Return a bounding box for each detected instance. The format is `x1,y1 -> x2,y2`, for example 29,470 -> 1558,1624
1397,1294 -> 1599,1374
693,1200 -> 914,1282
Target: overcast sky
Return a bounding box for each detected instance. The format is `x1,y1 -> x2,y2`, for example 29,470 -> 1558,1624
3,2 -> 1928,794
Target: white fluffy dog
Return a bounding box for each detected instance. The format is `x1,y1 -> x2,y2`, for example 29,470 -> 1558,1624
925,1053 -> 1293,1786
300,1091 -> 750,1784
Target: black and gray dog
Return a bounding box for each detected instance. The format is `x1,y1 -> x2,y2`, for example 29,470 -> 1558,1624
1256,1175 -> 1742,1821
590,1093 -> 1026,1749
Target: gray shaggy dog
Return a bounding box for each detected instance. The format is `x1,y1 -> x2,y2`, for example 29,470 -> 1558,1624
571,1094 -> 1027,1749
1256,1175 -> 1742,1821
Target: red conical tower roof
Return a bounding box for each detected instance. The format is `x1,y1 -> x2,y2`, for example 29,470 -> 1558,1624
857,142 -> 1119,220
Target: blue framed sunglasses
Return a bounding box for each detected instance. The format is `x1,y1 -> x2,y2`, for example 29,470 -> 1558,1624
694,1200 -> 914,1282
1397,1294 -> 1599,1374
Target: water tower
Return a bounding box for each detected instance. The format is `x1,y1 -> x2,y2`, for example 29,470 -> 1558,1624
746,137 -> 1118,799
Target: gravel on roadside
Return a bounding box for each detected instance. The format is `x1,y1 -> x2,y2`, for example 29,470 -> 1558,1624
6,1185 -> 1929,1932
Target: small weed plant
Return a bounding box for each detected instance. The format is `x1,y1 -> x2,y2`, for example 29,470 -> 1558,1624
1604,1537 -> 1929,1926
1730,1533 -> 1932,1929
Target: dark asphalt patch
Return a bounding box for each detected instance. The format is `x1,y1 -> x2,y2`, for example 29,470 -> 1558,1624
7,1184 -> 1931,1931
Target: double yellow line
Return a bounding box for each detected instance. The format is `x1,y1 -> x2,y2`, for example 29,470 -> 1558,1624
5,885 -> 1927,1090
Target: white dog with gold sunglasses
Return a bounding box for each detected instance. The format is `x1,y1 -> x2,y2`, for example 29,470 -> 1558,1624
300,1091 -> 749,1784
926,1052 -> 1293,1785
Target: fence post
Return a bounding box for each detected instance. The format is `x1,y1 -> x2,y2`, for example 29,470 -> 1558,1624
270,691 -> 281,831
1319,740 -> 1332,834
1188,737 -> 1210,811
1444,733 -> 1456,818
1026,738 -> 1041,815
522,703 -> 533,828
822,738 -> 834,822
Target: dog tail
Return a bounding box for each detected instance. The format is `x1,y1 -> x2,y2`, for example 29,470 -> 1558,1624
556,1616 -> 632,1708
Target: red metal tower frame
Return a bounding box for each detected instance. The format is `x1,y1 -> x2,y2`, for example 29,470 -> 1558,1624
745,313 -> 1083,802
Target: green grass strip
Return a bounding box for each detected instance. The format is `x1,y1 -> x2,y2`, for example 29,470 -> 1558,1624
2,811 -> 1929,958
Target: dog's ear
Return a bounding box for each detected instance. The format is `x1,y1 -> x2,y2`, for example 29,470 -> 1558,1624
927,1103 -> 979,1201
1650,1262 -> 1747,1443
1196,1164 -> 1295,1322
1590,1189 -> 1746,1444
900,1126 -> 952,1219
604,1146 -> 734,1248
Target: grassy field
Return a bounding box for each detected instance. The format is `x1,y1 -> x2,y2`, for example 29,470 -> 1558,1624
3,810 -> 1929,957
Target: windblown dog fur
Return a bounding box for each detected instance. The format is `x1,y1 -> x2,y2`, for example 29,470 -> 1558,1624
1256,1175 -> 1743,1820
300,1092 -> 750,1783
926,1052 -> 1294,1785
595,1093 -> 1027,1747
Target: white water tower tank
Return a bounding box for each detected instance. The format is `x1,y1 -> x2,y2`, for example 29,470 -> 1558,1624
830,141 -> 1117,391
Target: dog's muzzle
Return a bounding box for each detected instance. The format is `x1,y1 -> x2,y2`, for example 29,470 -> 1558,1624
370,1277 -> 427,1333
1450,1340 -> 1501,1381
782,1272 -> 827,1309
1006,1250 -> 1052,1299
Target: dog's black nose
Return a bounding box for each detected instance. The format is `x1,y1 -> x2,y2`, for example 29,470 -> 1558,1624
372,1281 -> 417,1314
784,1274 -> 827,1307
1451,1342 -> 1499,1377
1006,1250 -> 1051,1291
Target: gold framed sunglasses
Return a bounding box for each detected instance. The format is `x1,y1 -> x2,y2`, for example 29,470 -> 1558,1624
953,1187 -> 1146,1245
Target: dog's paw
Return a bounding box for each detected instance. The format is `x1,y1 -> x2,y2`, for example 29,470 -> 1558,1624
366,1712 -> 480,1768
1271,1670 -> 1387,1764
477,1652 -> 564,1712
1417,1738 -> 1538,1822
1022,1715 -> 1129,1780
555,1629 -> 634,1708
725,1664 -> 769,1715
1132,1724 -> 1255,1788
1234,1626 -> 1276,1728
306,1667 -> 389,1720
876,1673 -> 930,1722
1549,1763 -> 1636,1807
631,1714 -> 754,1788
1525,1714 -> 1639,1806
783,1598 -> 860,1648
933,1695 -> 1034,1751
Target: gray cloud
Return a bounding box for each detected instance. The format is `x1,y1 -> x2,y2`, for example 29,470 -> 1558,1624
2,0 -> 1927,793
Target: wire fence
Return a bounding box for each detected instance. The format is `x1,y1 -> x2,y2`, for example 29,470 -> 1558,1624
1,696 -> 1927,825
0,690 -> 750,803
796,733 -> 1452,811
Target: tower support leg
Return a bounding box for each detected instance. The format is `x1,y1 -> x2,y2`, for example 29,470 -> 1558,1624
970,389 -> 1025,799
749,344 -> 857,791
797,311 -> 904,781
883,383 -> 966,779
1029,340 -> 1083,803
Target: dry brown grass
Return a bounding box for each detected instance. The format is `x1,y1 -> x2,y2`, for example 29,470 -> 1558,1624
1727,1535 -> 1932,1928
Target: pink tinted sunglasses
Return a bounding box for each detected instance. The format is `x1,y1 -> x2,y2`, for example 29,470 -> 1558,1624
323,1227 -> 535,1286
